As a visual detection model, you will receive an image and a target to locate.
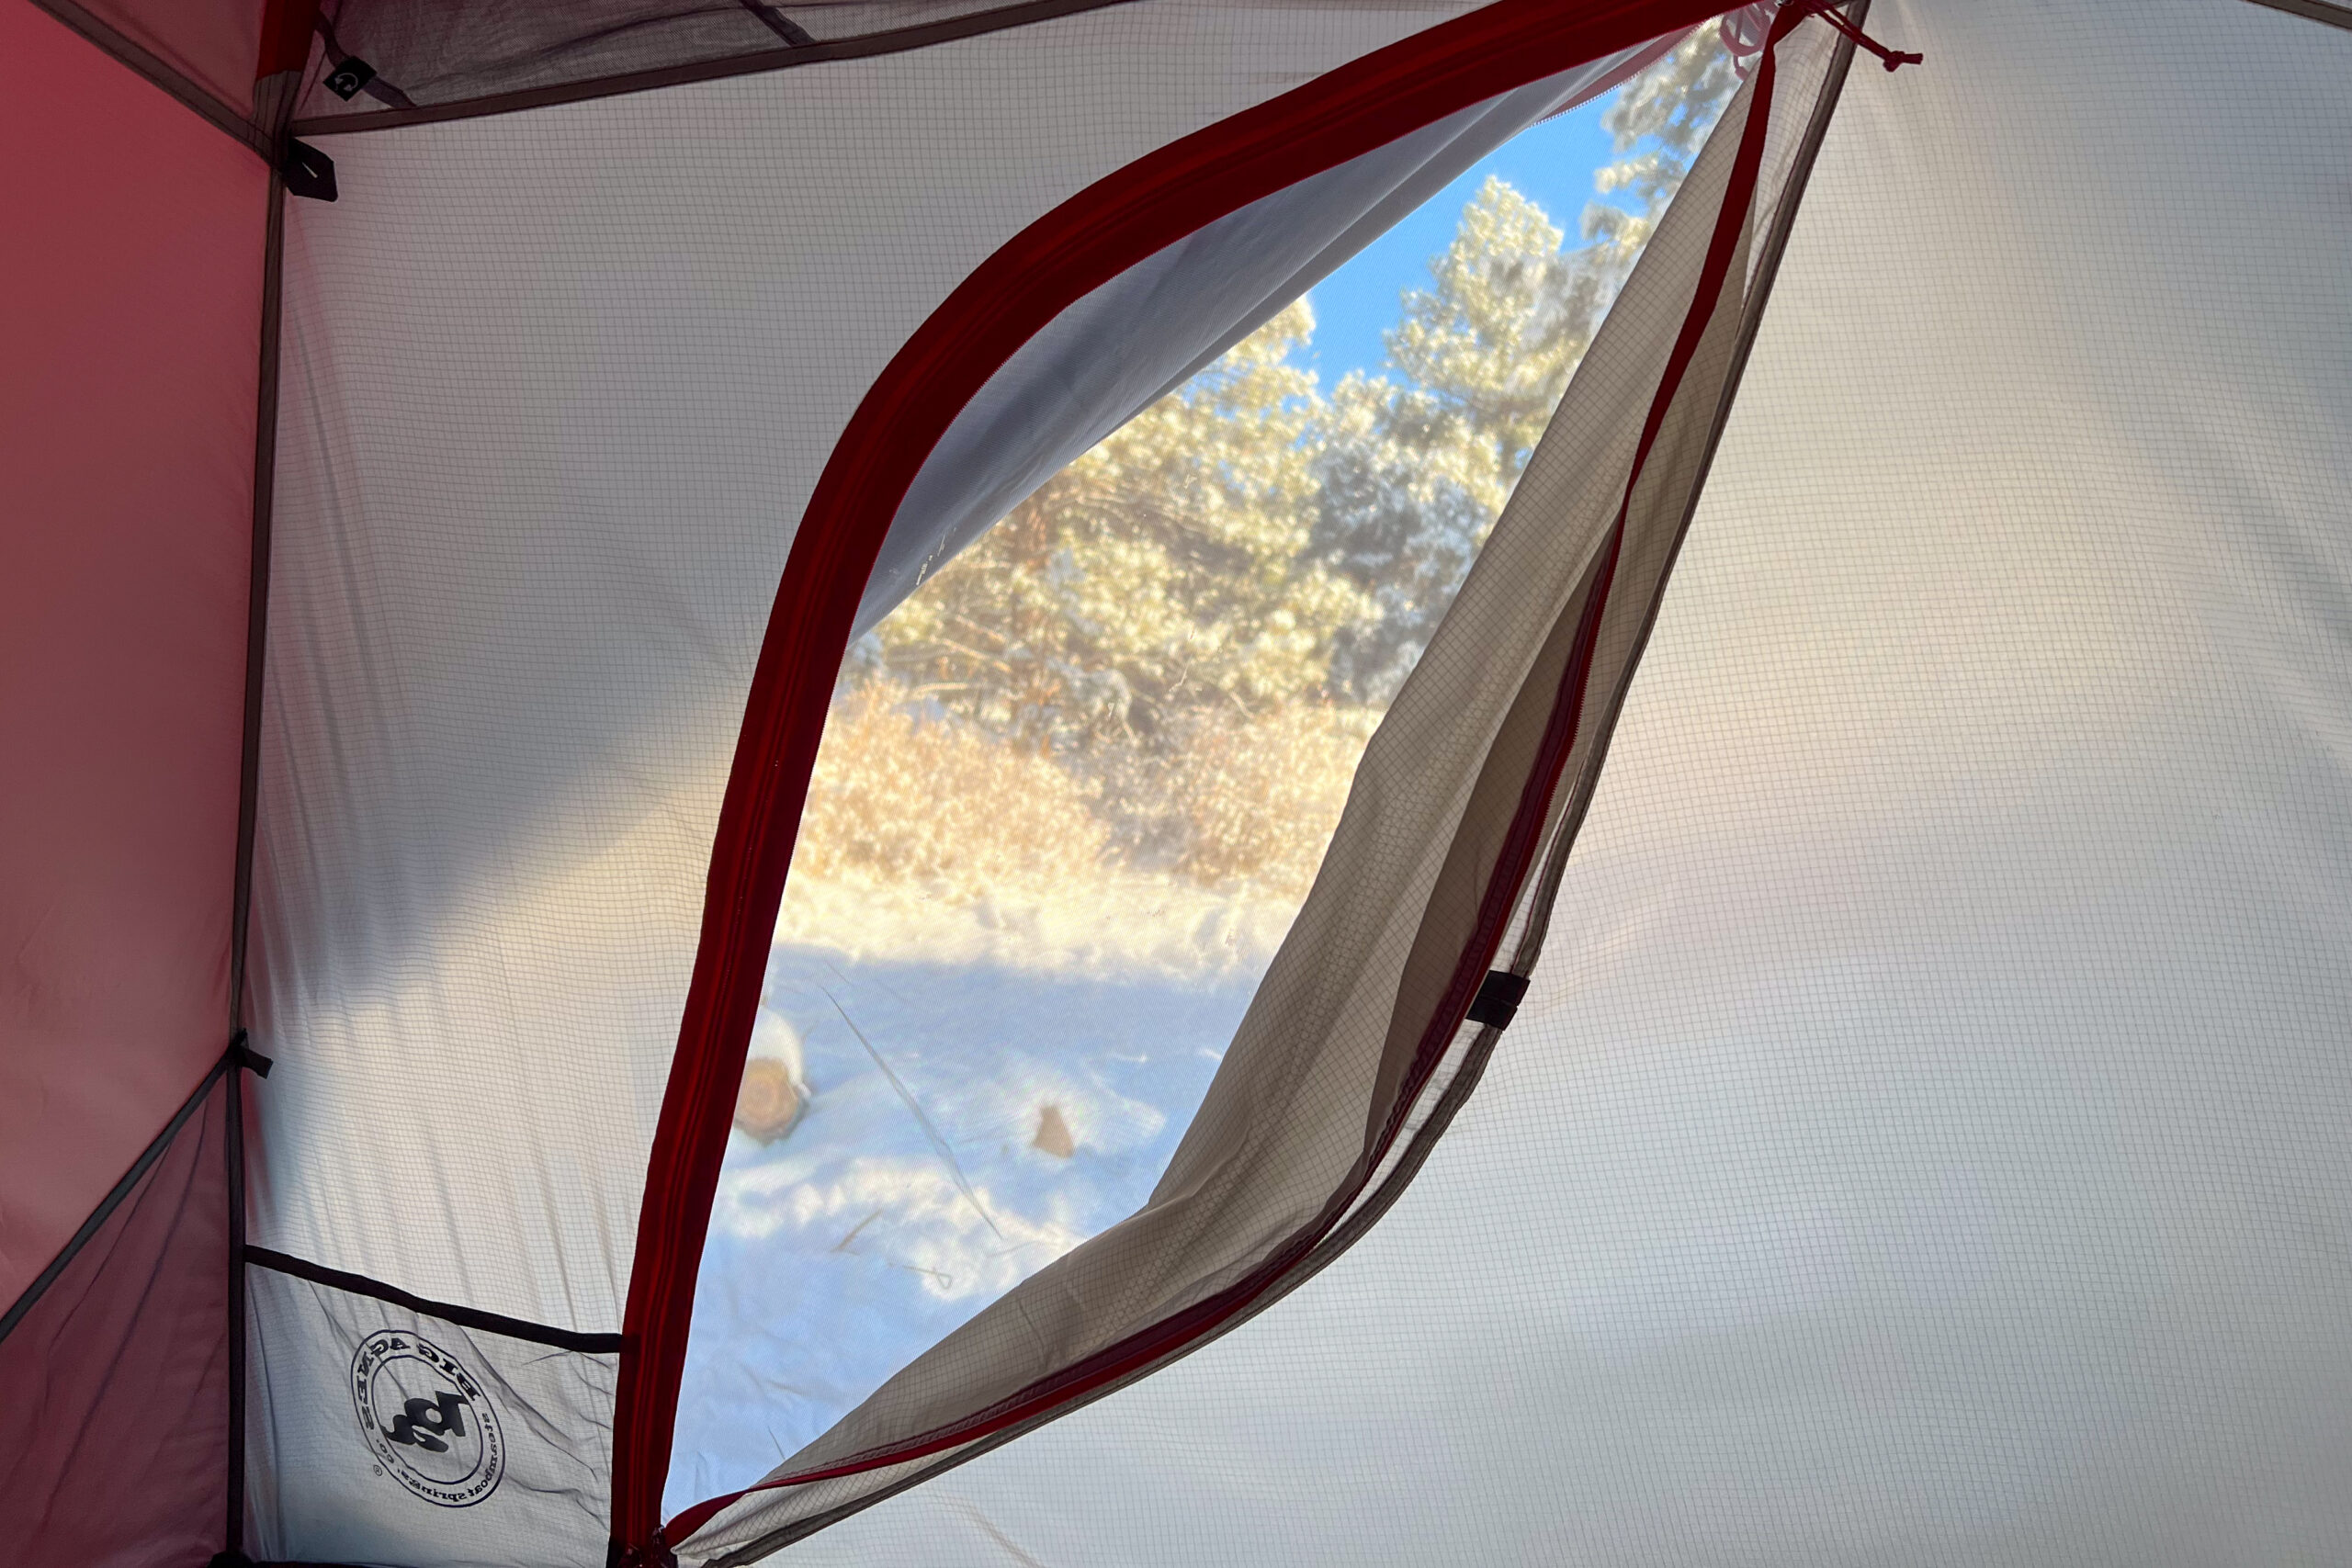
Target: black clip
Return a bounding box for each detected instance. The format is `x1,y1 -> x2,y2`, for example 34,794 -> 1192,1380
281,139 -> 337,202
322,56 -> 379,100
229,1029 -> 275,1079
1465,969 -> 1532,1032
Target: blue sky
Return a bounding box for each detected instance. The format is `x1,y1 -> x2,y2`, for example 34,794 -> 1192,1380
1303,95 -> 1630,386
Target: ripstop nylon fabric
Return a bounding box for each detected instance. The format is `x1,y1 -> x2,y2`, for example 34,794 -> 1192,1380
771,1 -> 2352,1562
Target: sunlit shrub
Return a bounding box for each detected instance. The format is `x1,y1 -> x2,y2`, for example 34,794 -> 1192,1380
795,690 -> 1375,903
1156,704 -> 1374,895
792,694 -> 1108,898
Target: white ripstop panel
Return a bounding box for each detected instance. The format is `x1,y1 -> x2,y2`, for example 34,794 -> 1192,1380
779,1 -> 2352,1562
245,1266 -> 618,1567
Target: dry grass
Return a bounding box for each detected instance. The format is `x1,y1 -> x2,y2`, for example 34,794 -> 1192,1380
1158,705 -> 1374,895
792,696 -> 1108,899
793,689 -> 1374,903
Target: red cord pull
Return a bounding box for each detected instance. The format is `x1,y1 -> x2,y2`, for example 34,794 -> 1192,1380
1808,2 -> 1924,70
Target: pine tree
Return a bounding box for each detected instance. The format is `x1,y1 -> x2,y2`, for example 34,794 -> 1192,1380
873,300 -> 1372,753
819,28 -> 1743,886
866,32 -> 1738,733
1317,30 -> 1738,699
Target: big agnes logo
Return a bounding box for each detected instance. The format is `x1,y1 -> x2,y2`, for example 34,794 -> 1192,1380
351,1329 -> 506,1507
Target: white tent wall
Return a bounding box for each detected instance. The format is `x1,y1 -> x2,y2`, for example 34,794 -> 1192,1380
773,0 -> 2352,1563
241,1 -> 1724,1558
209,0 -> 2352,1557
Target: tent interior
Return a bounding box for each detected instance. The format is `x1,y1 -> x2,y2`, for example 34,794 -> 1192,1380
5,0 -> 2351,1564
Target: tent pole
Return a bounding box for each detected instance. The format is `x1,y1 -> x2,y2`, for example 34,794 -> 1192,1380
228,175 -> 289,1033
223,15 -> 317,1557
222,1039 -> 250,1562
221,157 -> 288,1567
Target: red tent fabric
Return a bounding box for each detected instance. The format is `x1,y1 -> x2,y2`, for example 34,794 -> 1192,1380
0,0 -> 262,1310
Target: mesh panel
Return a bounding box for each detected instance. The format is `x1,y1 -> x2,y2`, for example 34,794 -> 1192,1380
295,0 -> 1468,129
774,1 -> 2352,1562
245,1263 -> 619,1564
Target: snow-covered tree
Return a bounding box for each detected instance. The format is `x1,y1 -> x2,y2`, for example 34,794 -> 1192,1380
870,30 -> 1738,728
874,301 -> 1373,752
1313,177 -> 1599,699
1588,25 -> 1745,267
814,28 -> 1744,887
1316,29 -> 1738,699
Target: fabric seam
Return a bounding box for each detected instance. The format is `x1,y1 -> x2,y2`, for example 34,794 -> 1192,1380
243,1247 -> 628,1353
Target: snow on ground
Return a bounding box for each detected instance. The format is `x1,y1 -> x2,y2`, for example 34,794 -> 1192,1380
666,873 -> 1301,1515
